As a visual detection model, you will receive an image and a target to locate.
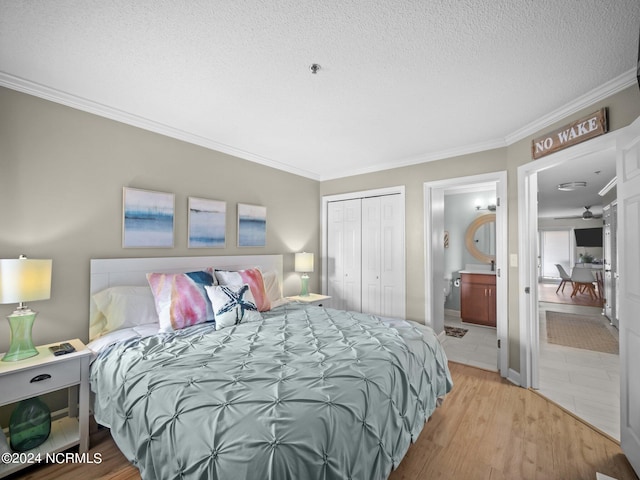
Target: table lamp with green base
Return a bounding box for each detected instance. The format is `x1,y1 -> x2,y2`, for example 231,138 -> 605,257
0,255 -> 52,362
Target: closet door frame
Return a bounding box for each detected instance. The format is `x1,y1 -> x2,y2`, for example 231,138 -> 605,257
321,186 -> 406,318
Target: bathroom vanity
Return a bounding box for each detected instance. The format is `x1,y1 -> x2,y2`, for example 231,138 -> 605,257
460,272 -> 496,327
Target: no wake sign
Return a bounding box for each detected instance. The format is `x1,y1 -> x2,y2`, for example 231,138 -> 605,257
531,108 -> 608,159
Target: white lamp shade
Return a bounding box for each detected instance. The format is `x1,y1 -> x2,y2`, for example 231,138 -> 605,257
0,259 -> 52,304
295,252 -> 314,273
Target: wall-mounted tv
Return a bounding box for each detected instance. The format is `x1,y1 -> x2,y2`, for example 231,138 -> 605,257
574,227 -> 603,247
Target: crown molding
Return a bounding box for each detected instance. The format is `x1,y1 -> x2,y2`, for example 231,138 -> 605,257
319,138 -> 507,181
504,68 -> 637,144
0,72 -> 321,181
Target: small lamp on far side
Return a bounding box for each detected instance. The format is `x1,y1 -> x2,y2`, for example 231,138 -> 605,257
0,256 -> 52,362
294,252 -> 314,297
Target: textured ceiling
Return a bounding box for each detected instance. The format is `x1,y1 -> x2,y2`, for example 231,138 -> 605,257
1,0 -> 639,182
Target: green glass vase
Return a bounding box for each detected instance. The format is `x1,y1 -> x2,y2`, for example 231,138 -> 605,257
9,397 -> 51,452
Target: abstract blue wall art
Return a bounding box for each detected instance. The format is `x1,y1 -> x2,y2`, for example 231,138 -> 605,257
188,197 -> 226,248
123,187 -> 175,248
237,203 -> 266,247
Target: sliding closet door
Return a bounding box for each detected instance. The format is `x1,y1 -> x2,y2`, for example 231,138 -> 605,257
327,199 -> 362,312
361,195 -> 404,317
361,197 -> 381,314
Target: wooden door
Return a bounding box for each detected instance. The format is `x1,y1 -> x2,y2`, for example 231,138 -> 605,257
461,274 -> 496,327
461,282 -> 490,325
487,285 -> 497,326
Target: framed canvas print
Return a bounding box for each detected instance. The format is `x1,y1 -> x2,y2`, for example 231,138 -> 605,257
122,187 -> 175,248
188,197 -> 226,248
237,203 -> 266,247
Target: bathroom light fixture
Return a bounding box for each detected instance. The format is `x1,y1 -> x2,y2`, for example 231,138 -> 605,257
0,255 -> 52,362
475,204 -> 496,212
557,181 -> 587,191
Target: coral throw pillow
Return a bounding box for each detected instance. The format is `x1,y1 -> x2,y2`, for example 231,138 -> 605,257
146,269 -> 215,332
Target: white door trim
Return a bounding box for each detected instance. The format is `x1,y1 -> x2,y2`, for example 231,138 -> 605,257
517,132 -> 619,388
424,171 -> 508,378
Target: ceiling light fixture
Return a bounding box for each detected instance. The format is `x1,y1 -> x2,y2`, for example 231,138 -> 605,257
582,206 -> 594,220
598,176 -> 617,196
557,181 -> 587,191
309,64 -> 321,74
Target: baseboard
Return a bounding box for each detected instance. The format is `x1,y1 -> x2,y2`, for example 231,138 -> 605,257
507,368 -> 521,386
444,309 -> 460,317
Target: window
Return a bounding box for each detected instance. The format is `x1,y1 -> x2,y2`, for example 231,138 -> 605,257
539,229 -> 573,280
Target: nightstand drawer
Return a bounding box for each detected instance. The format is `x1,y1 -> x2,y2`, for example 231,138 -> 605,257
0,361 -> 80,404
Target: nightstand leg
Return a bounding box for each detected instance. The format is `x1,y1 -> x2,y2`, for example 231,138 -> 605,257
68,385 -> 79,418
79,357 -> 90,452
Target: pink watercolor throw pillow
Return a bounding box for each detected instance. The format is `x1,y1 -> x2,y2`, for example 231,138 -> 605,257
146,269 -> 216,332
214,268 -> 271,312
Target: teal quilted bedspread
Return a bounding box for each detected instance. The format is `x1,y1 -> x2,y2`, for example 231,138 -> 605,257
90,303 -> 452,480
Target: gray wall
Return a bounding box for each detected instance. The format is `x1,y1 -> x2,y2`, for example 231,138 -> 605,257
0,87 -> 321,352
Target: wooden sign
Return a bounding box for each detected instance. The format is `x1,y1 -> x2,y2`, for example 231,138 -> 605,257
531,108 -> 608,159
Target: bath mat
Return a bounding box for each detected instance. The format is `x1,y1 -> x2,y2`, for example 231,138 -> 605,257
445,326 -> 468,338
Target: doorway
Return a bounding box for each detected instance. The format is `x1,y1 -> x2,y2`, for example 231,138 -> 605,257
518,135 -> 620,439
424,171 -> 508,378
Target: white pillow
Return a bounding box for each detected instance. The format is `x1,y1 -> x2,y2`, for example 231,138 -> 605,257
261,270 -> 283,303
205,284 -> 262,330
90,286 -> 158,340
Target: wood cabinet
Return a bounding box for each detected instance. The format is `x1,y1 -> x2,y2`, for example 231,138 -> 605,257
460,273 -> 496,327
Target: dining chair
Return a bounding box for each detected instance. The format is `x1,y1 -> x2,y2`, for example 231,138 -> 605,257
594,270 -> 604,299
570,268 -> 597,299
555,264 -> 572,293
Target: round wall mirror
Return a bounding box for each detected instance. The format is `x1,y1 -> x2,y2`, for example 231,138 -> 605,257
465,214 -> 496,263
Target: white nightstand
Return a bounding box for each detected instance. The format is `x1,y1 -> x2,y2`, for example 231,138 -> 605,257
287,293 -> 331,306
0,338 -> 91,478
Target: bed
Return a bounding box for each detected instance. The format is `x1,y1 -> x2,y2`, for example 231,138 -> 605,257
87,255 -> 452,480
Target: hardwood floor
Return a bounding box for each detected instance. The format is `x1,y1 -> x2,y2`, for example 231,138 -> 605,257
391,363 -> 636,480
539,281 -> 604,308
9,363 -> 637,480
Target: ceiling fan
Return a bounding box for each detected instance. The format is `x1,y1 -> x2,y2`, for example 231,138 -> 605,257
554,206 -> 603,220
